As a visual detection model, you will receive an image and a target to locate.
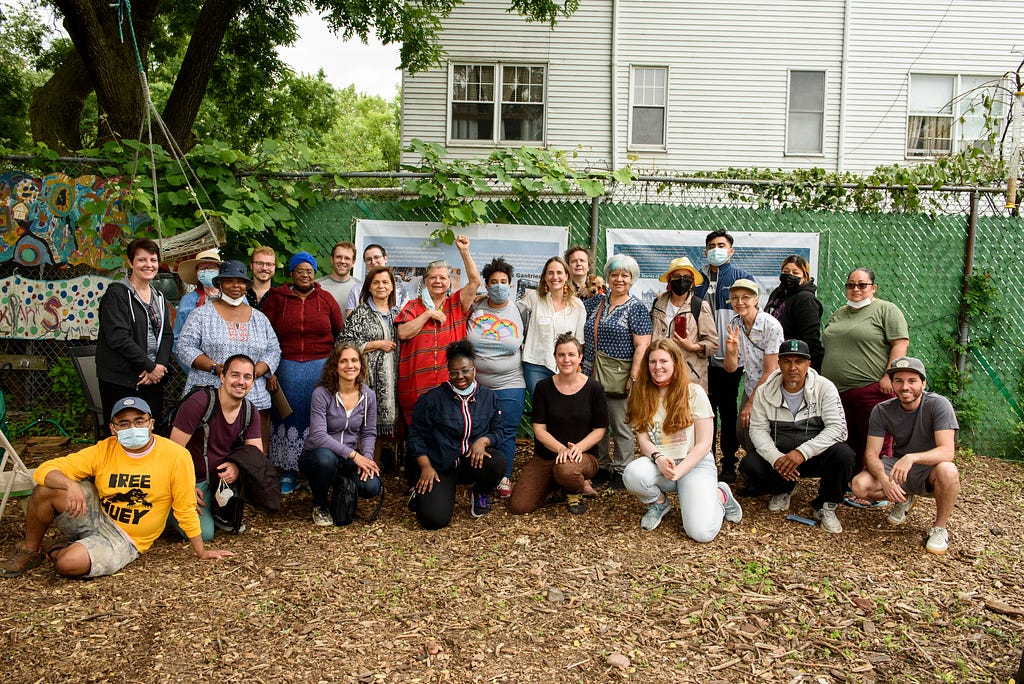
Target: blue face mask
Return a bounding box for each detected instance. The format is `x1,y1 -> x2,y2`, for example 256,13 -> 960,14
451,381 -> 477,397
117,426 -> 151,450
706,247 -> 730,267
197,269 -> 218,288
487,283 -> 511,304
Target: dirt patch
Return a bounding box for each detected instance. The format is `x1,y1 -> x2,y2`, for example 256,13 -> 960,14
1,448 -> 1021,683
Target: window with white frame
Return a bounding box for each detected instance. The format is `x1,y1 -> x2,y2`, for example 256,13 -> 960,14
907,74 -> 1007,156
450,63 -> 545,143
630,67 -> 667,147
786,70 -> 825,154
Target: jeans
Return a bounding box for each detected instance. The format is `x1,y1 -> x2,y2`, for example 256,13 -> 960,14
738,442 -> 856,510
622,453 -> 724,543
507,453 -> 599,515
596,396 -> 633,473
299,447 -> 382,509
707,365 -> 743,468
406,448 -> 506,530
494,387 -> 526,480
523,362 -> 554,399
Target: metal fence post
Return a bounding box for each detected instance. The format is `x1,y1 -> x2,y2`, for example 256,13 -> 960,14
589,195 -> 602,269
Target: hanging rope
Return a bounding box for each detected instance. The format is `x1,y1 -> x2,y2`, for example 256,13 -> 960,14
116,0 -> 218,246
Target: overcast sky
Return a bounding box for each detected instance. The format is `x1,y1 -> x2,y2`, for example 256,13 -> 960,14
276,13 -> 403,99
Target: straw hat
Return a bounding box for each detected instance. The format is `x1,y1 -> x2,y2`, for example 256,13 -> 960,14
177,248 -> 222,285
657,257 -> 704,286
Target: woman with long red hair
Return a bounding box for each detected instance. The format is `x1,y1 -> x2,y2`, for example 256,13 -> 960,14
622,338 -> 743,541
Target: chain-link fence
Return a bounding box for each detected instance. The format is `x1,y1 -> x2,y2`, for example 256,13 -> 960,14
2,155 -> 1021,459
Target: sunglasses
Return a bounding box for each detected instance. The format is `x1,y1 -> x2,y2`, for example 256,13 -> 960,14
845,282 -> 873,290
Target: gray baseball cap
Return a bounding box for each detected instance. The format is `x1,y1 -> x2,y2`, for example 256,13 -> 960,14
885,356 -> 926,380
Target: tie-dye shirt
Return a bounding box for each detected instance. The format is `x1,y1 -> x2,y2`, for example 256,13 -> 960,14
466,299 -> 526,390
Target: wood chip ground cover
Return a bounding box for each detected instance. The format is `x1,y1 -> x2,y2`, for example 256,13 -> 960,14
1,448 -> 1021,682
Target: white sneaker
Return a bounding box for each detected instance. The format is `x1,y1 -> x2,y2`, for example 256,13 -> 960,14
887,495 -> 917,526
814,502 -> 843,534
718,482 -> 743,523
312,506 -> 333,527
768,492 -> 792,512
925,526 -> 949,554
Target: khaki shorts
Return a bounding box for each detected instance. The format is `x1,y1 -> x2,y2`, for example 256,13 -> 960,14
881,458 -> 934,497
54,481 -> 141,578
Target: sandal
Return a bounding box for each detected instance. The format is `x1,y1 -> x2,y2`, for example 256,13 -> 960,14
843,494 -> 888,509
41,538 -> 70,560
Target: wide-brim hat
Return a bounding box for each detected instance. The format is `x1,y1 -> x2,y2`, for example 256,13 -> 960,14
177,248 -> 222,285
213,260 -> 252,287
885,356 -> 927,380
658,257 -> 705,286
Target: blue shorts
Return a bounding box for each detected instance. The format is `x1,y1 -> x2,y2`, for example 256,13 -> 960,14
54,481 -> 140,578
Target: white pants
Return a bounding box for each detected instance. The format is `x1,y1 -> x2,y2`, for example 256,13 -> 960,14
622,452 -> 724,543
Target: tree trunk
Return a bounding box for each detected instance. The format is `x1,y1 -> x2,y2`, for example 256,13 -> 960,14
29,50 -> 93,153
161,0 -> 241,151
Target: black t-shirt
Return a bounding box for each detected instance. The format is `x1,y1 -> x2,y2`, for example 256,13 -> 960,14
532,377 -> 609,460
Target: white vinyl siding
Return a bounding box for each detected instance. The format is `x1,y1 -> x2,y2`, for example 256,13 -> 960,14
629,66 -> 667,149
786,70 -> 826,155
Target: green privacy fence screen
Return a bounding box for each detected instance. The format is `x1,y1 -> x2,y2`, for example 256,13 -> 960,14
295,186 -> 1022,460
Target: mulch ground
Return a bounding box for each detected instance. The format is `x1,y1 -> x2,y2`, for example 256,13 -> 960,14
1,443 -> 1022,683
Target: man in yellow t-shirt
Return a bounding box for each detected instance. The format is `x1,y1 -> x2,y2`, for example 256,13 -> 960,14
0,397 -> 233,578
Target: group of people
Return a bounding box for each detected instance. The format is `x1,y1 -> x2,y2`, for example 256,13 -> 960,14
0,230 -> 961,580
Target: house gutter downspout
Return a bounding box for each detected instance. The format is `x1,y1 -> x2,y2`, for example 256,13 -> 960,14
837,0 -> 851,173
610,0 -> 620,171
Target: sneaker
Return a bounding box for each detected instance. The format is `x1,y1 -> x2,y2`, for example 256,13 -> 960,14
496,477 -> 513,499
815,502 -> 843,534
0,546 -> 44,578
887,495 -> 917,525
640,499 -> 672,531
581,480 -> 598,498
768,491 -> 792,512
566,493 -> 585,515
213,516 -> 246,534
280,471 -> 299,495
312,506 -> 333,527
470,488 -> 490,518
607,472 -> 626,490
925,526 -> 949,554
718,482 -> 743,523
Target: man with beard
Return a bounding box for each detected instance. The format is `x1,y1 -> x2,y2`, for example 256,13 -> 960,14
850,357 -> 959,554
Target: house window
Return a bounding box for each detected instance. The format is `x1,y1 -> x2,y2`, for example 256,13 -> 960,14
630,67 -> 667,147
907,74 -> 1006,156
450,63 -> 545,143
786,70 -> 825,154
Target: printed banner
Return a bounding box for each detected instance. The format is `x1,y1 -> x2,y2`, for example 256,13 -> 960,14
0,171 -> 133,269
354,220 -> 570,298
606,229 -> 820,309
0,275 -> 112,340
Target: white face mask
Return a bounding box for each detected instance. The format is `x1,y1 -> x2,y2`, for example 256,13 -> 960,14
706,247 -> 729,267
116,426 -> 151,450
220,294 -> 246,307
846,298 -> 873,309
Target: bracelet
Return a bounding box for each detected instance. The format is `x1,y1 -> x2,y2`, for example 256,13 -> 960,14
651,452 -> 663,462
210,363 -> 219,375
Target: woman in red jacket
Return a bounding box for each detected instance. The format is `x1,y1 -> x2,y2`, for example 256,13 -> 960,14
262,252 -> 344,494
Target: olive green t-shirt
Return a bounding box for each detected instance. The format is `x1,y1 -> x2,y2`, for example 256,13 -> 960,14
821,299 -> 909,392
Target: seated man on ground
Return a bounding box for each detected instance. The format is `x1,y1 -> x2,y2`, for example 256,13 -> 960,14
1,397 -> 232,578
169,354 -> 268,539
741,339 -> 856,533
850,357 -> 959,554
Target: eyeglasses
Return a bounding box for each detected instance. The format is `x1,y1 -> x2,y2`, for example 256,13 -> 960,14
448,368 -> 475,377
252,261 -> 275,268
669,276 -> 693,283
845,282 -> 873,290
112,417 -> 151,430
729,295 -> 756,303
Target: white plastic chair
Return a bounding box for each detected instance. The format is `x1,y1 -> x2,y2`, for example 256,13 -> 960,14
0,429 -> 35,521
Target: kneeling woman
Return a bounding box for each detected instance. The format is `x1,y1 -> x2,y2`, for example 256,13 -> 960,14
509,333 -> 607,515
407,341 -> 506,529
623,338 -> 743,542
299,343 -> 381,526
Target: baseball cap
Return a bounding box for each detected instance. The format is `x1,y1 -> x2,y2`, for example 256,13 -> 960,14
777,339 -> 811,359
885,356 -> 927,381
729,278 -> 759,296
110,396 -> 153,420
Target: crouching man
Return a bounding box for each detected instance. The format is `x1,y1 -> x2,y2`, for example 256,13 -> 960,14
740,339 -> 856,533
850,357 -> 959,554
0,397 -> 233,578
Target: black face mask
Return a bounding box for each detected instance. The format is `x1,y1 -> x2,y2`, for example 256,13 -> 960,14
669,278 -> 693,296
780,273 -> 802,290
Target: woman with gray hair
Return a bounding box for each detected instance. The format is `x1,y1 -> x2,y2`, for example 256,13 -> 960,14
395,234 -> 482,426
582,253 -> 653,488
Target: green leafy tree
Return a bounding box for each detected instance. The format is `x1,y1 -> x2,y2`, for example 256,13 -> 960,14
312,85 -> 400,171
33,0 -> 578,153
